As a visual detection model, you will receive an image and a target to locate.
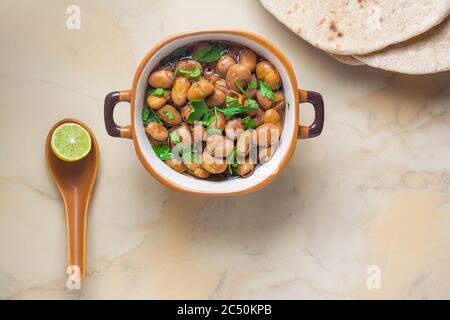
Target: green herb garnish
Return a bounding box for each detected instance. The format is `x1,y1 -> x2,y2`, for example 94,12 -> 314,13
142,106 -> 163,126
171,45 -> 189,57
241,116 -> 257,129
247,80 -> 258,90
202,107 -> 219,127
181,146 -> 198,164
166,112 -> 174,120
187,99 -> 209,123
258,80 -> 275,101
227,149 -> 238,175
225,96 -> 237,104
160,45 -> 189,65
206,128 -> 222,135
246,98 -> 259,109
192,43 -> 227,63
219,99 -> 259,119
147,87 -> 165,97
169,131 -> 181,144
152,144 -> 172,161
233,80 -> 249,99
175,64 -> 201,78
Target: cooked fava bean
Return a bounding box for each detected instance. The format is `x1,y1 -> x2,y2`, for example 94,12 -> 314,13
206,88 -> 226,107
257,90 -> 285,110
175,59 -> 202,76
256,91 -> 272,110
190,167 -> 211,179
264,109 -> 281,124
247,75 -> 258,98
201,151 -> 227,174
171,77 -> 190,106
206,135 -> 234,158
246,106 -> 264,125
191,123 -> 206,143
187,80 -> 214,101
239,49 -> 257,71
214,78 -> 228,91
272,91 -> 286,111
185,162 -> 199,171
251,123 -> 281,147
170,123 -> 192,146
146,90 -> 170,110
258,146 -> 276,163
216,54 -> 236,78
148,70 -> 174,89
236,161 -> 254,178
145,122 -> 168,142
236,130 -> 252,157
157,104 -> 182,126
144,41 -> 285,181
181,105 -> 193,121
207,111 -> 226,132
226,64 -> 252,92
256,61 -> 281,90
165,158 -> 186,173
225,117 -> 245,141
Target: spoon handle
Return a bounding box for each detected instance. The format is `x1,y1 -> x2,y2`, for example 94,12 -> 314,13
64,193 -> 89,281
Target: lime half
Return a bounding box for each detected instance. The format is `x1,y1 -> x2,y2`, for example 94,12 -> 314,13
51,123 -> 92,162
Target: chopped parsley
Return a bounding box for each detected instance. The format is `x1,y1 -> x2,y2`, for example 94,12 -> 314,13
227,149 -> 239,175
202,107 -> 219,127
151,144 -> 172,161
187,99 -> 209,123
233,80 -> 249,99
206,128 -> 222,135
175,64 -> 201,78
147,87 -> 165,97
258,80 -> 275,101
166,112 -> 175,120
142,106 -> 163,126
225,96 -> 237,104
219,99 -> 259,119
160,45 -> 189,65
192,43 -> 227,62
241,116 -> 258,129
247,80 -> 258,90
169,131 -> 181,144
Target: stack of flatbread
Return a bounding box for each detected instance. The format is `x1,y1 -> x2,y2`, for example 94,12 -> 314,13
259,0 -> 450,74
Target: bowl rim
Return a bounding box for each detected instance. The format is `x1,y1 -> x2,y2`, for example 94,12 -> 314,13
129,29 -> 300,195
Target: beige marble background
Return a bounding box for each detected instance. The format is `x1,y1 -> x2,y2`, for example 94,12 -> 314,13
0,0 -> 449,299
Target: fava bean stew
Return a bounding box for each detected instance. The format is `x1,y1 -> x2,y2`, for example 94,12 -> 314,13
142,41 -> 285,180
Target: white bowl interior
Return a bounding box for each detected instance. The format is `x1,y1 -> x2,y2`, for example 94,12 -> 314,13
134,33 -> 296,193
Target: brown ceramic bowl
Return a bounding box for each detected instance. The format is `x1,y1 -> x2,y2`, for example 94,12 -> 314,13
104,30 -> 324,195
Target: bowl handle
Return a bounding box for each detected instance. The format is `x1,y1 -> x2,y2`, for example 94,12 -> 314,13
104,90 -> 132,139
298,89 -> 324,139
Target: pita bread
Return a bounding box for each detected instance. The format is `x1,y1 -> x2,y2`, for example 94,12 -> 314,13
354,18 -> 450,74
259,0 -> 450,55
330,54 -> 364,66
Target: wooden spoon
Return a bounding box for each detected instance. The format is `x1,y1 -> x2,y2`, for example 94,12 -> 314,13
45,119 -> 99,281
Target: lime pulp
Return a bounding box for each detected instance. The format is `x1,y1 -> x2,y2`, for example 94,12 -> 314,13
51,123 -> 92,162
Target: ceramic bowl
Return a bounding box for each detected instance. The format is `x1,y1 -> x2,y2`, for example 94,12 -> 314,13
104,30 -> 324,195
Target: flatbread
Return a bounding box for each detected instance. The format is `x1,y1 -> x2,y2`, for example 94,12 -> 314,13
354,18 -> 450,74
259,0 -> 450,55
330,53 -> 364,66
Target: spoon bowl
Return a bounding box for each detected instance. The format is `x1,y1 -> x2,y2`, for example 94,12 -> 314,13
45,119 -> 99,281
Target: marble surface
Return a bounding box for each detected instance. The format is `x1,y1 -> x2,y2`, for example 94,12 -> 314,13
0,0 -> 449,299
